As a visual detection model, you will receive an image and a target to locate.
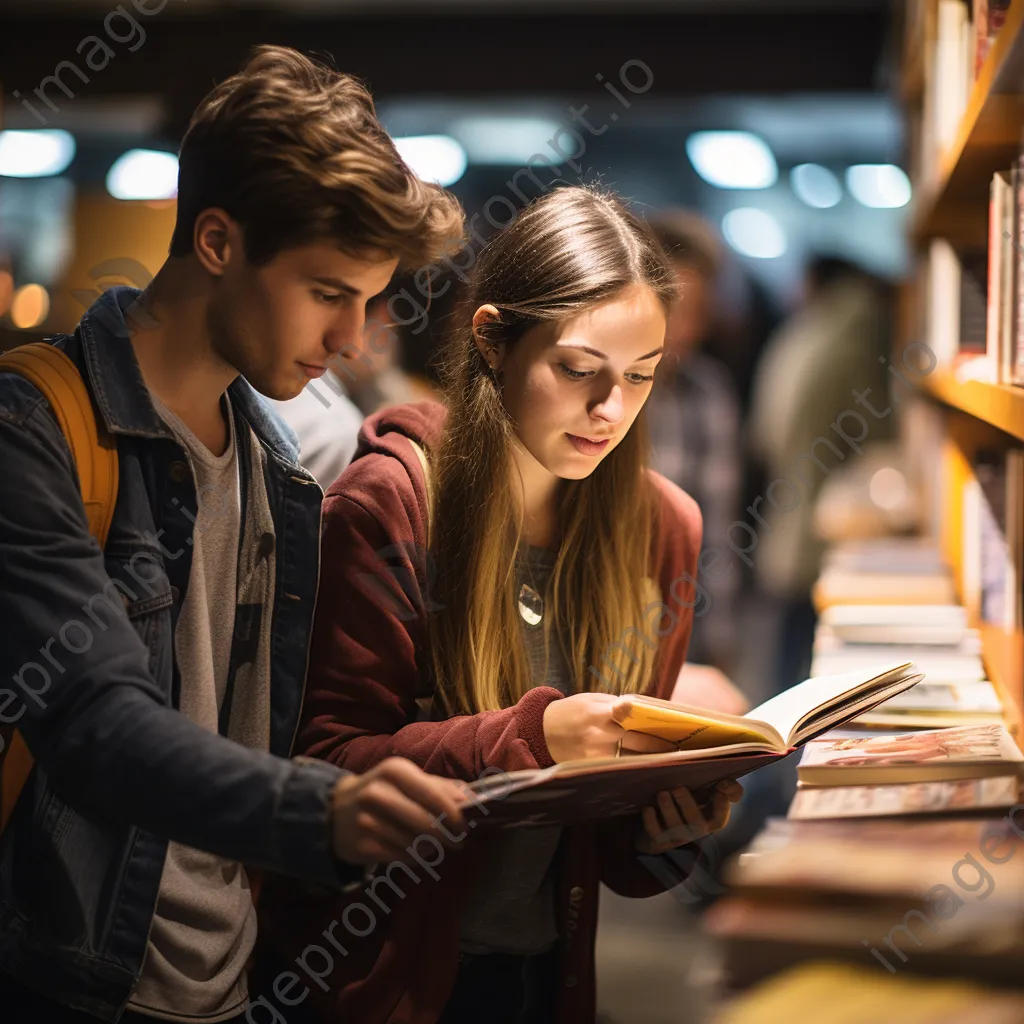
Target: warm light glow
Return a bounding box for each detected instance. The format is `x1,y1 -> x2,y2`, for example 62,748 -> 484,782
0,270 -> 14,317
869,466 -> 909,510
722,208 -> 787,259
846,164 -> 912,209
791,164 -> 843,209
10,283 -> 50,329
393,135 -> 467,187
106,149 -> 179,201
0,130 -> 75,178
451,117 -> 561,165
686,131 -> 778,189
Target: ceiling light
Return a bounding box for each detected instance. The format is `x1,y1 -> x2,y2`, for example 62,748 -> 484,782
846,164 -> 912,209
451,117 -> 561,166
790,163 -> 843,209
10,283 -> 50,329
0,130 -> 75,178
393,135 -> 467,187
722,208 -> 787,259
686,131 -> 778,190
106,149 -> 179,200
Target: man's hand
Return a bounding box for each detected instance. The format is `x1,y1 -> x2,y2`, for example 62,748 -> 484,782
635,778 -> 744,855
330,757 -> 468,865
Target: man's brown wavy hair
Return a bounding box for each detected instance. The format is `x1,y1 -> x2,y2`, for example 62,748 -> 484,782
169,45 -> 465,269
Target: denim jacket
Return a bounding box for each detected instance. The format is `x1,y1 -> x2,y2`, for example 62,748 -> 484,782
0,287 -> 355,1020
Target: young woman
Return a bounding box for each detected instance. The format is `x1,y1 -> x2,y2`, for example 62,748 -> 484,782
256,186 -> 742,1024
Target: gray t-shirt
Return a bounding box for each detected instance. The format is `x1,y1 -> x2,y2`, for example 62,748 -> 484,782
127,394 -> 256,1023
459,545 -> 573,956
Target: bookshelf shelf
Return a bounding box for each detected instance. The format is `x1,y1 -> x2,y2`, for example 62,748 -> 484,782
912,0 -> 1024,245
919,368 -> 1024,441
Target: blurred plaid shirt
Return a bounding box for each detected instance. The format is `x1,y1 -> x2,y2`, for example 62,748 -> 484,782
647,352 -> 742,667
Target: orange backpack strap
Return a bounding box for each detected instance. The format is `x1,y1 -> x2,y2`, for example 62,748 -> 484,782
0,341 -> 119,834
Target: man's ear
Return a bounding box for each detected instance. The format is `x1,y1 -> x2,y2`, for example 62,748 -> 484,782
471,303 -> 506,372
192,208 -> 238,278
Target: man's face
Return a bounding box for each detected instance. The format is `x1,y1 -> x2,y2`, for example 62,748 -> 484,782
209,239 -> 399,401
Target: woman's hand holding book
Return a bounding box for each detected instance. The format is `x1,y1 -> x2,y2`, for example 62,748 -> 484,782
542,692 -> 677,763
634,779 -> 744,854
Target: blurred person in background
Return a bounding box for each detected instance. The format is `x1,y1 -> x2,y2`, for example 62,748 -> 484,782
749,254 -> 893,694
647,212 -> 743,686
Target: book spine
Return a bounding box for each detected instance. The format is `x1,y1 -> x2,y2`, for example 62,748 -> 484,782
928,239 -> 962,364
987,174 -> 1004,376
1014,157 -> 1024,384
975,0 -> 990,76
999,173 -> 1016,383
1006,449 -> 1024,631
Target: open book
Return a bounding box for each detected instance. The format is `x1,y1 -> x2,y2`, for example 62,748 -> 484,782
466,662 -> 923,829
611,662 -> 923,754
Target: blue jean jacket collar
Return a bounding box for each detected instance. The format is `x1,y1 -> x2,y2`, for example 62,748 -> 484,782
79,285 -> 302,464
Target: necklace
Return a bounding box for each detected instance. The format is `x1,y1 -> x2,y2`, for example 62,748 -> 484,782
517,547 -> 546,625
518,581 -> 544,625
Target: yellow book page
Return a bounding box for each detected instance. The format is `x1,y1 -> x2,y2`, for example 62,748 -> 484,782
614,702 -> 774,750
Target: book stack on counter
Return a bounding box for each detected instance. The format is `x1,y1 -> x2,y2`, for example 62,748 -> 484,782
705,536 -> 1024,996
711,962 -> 1024,1024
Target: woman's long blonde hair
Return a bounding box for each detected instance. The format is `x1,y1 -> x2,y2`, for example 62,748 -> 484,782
427,186 -> 678,716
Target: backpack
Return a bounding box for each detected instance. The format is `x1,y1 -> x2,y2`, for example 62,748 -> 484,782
0,341 -> 119,834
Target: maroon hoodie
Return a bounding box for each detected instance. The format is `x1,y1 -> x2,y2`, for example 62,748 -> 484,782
257,401 -> 703,1024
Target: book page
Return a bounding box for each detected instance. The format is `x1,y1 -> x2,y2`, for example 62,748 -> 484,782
613,697 -> 785,751
746,662 -> 914,746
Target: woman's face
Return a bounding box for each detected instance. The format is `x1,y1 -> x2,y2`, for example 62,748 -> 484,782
482,282 -> 666,481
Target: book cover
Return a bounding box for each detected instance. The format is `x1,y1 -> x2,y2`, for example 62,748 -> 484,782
796,723 -> 1022,785
787,774 -> 1020,820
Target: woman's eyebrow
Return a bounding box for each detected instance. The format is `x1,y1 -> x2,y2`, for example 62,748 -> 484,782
556,342 -> 664,361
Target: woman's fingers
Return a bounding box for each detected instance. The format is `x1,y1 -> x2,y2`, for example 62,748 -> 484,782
719,778 -> 745,803
707,788 -> 731,832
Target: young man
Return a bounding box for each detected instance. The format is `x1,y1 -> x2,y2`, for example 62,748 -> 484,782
0,45 -> 467,1023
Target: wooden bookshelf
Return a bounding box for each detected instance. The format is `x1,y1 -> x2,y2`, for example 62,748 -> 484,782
918,369 -> 1024,441
912,0 -> 1024,244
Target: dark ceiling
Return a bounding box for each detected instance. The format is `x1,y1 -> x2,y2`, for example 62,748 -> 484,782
0,1 -> 897,141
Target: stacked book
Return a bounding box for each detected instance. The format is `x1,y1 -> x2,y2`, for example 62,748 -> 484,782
705,537 -> 1024,994
712,962 -> 1024,1024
